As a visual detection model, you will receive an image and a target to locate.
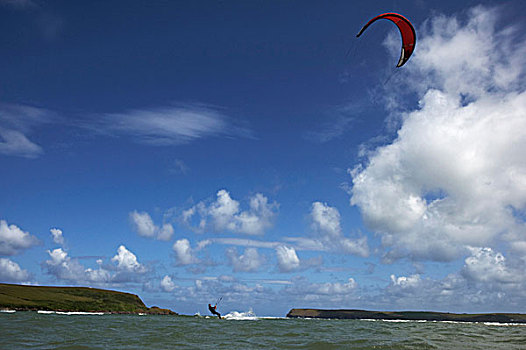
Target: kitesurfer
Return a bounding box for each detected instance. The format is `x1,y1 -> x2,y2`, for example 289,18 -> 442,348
208,303 -> 221,319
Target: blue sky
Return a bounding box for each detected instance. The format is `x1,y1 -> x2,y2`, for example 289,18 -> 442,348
2,0 -> 526,317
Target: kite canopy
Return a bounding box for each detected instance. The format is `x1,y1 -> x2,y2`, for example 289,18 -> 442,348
356,13 -> 416,68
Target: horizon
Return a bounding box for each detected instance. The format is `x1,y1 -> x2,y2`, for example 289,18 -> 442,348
4,282 -> 526,317
2,0 -> 526,317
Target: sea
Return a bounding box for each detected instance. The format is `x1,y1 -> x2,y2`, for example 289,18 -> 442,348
1,309 -> 526,349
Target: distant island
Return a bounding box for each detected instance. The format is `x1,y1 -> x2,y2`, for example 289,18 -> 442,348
0,283 -> 176,315
287,309 -> 526,324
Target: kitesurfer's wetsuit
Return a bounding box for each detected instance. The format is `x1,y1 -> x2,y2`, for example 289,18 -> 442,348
208,304 -> 221,319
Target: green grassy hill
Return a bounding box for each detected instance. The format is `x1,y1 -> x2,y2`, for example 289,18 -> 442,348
0,283 -> 176,314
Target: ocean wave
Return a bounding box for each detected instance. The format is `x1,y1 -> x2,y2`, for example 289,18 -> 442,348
0,309 -> 16,313
482,322 -> 526,327
360,318 -> 526,327
37,310 -> 105,315
56,311 -> 106,315
223,309 -> 258,320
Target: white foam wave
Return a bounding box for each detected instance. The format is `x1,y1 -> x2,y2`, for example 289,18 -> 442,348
360,318 -> 526,326
37,310 -> 105,315
223,309 -> 258,320
1,309 -> 16,313
483,322 -> 526,327
56,311 -> 105,315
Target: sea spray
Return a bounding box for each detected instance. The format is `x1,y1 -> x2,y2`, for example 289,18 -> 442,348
223,308 -> 258,320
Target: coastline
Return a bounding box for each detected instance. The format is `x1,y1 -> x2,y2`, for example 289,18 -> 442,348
286,309 -> 526,324
0,283 -> 177,315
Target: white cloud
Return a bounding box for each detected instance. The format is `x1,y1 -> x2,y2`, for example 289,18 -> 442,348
311,201 -> 342,238
161,275 -> 177,292
208,190 -> 239,231
46,247 -> 68,266
130,211 -> 156,237
213,237 -> 281,249
226,247 -> 264,272
0,220 -> 39,255
50,228 -> 64,245
350,6 -> 526,262
283,276 -> 358,306
157,223 -> 174,241
182,189 -> 278,235
111,245 -> 146,273
462,247 -> 522,284
0,258 -> 30,282
173,239 -> 198,265
315,278 -> 357,295
100,105 -> 251,146
196,239 -> 212,250
376,252 -> 526,312
510,241 -> 526,257
390,274 -> 422,289
282,237 -> 326,251
0,129 -> 43,158
309,202 -> 369,257
129,211 -> 174,241
84,267 -> 111,283
44,248 -> 86,281
0,104 -> 54,158
44,245 -> 146,284
276,246 -> 300,272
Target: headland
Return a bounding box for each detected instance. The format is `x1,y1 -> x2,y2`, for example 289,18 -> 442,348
0,283 -> 176,315
286,308 -> 526,323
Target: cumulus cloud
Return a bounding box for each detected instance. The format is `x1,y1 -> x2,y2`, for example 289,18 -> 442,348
462,247 -> 523,284
390,274 -> 422,289
377,248 -> 526,312
161,275 -> 177,292
158,223 -> 174,241
44,248 -> 86,281
283,276 -> 358,306
350,6 -> 526,262
0,220 -> 39,255
182,190 -> 278,235
50,228 -> 64,245
111,245 -> 147,273
173,239 -> 199,265
99,104 -> 251,146
0,258 -> 30,282
309,202 -> 369,257
275,246 -> 300,272
129,211 -> 174,241
84,265 -> 111,284
226,247 -> 264,272
44,245 -> 146,284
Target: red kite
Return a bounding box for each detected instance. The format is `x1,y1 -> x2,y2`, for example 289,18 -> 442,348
357,13 -> 416,67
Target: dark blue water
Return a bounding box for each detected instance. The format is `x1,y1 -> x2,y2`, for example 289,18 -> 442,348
2,311 -> 526,349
